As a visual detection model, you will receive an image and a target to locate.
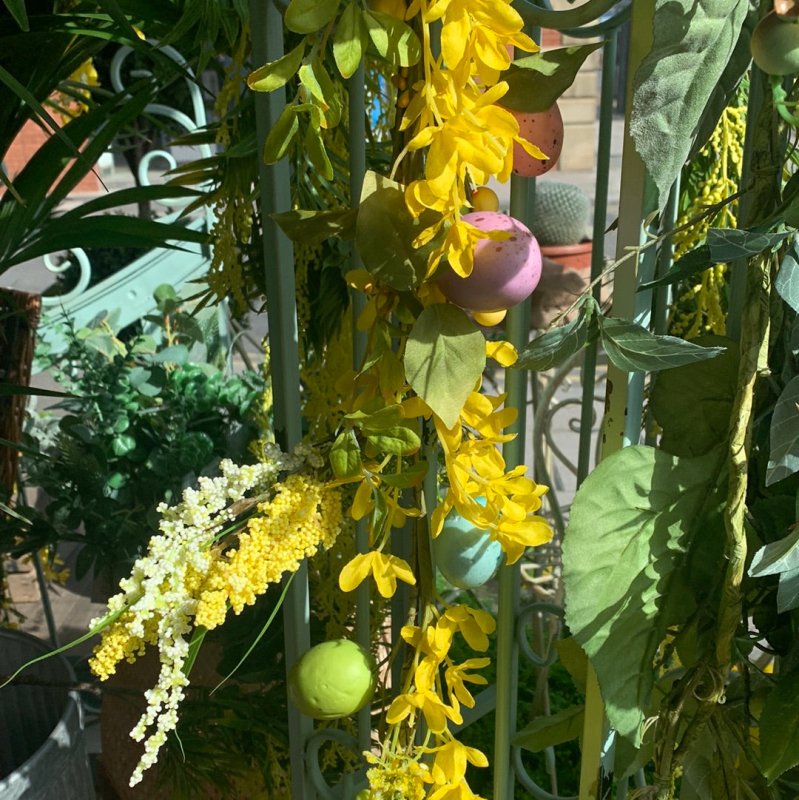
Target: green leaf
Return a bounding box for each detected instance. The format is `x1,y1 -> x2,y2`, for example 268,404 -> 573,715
0,383 -> 75,398
650,335 -> 738,456
263,104 -> 299,164
378,461 -> 428,488
272,208 -> 357,244
776,240 -> 799,313
404,304 -> 485,428
247,41 -> 305,92
334,1 -> 368,79
284,0 -> 339,33
6,216 -> 208,269
555,637 -> 588,694
778,568 -> 799,613
599,317 -> 725,373
706,227 -> 792,263
298,58 -> 342,126
513,705 -> 584,751
760,663 -> 799,781
330,429 -> 363,480
356,171 -> 434,290
749,526 -> 799,578
364,10 -> 421,67
2,0 -> 28,31
304,124 -> 334,181
501,43 -> 604,113
687,6 -> 756,160
638,245 -> 713,290
515,304 -> 598,370
563,445 -> 722,743
630,0 -> 750,210
366,423 -> 421,456
767,376 -> 799,486
152,345 -> 189,365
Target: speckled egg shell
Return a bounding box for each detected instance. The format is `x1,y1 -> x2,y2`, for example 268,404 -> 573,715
512,104 -> 564,177
437,211 -> 542,313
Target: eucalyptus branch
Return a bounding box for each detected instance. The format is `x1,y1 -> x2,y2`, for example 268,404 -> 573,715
715,252 -> 772,671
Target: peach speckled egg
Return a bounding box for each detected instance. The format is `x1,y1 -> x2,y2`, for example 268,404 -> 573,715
437,211 -> 542,313
512,104 -> 564,177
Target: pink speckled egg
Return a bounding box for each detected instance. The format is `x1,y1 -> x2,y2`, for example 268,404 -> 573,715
512,104 -> 564,177
437,212 -> 542,313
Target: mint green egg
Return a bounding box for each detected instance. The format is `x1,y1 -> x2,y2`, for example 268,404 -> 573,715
433,511 -> 504,589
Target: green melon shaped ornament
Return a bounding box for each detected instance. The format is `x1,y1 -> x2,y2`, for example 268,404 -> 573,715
288,639 -> 377,720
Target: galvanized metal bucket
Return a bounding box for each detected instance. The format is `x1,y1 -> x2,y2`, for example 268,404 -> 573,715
0,629 -> 95,799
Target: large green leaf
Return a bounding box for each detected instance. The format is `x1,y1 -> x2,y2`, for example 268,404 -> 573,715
563,445 -> 722,743
706,227 -> 792,263
650,335 -> 738,456
766,376 -> 799,486
501,43 -> 604,114
513,705 -> 584,752
749,526 -> 799,579
599,317 -> 725,373
630,0 -> 749,210
356,171 -> 432,291
515,303 -> 598,371
404,304 -> 485,428
687,6 -> 756,160
760,663 -> 799,781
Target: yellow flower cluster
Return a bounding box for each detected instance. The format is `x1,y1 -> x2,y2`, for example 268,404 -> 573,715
365,753 -> 430,799
366,605 -> 494,799
398,0 -> 545,277
670,104 -> 745,337
86,453 -> 335,786
433,391 -> 553,563
195,473 -> 343,628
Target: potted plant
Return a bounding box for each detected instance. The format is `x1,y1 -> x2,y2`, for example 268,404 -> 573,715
528,181 -> 594,328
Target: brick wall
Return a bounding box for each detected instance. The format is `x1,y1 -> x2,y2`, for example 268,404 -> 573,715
3,119 -> 102,195
540,21 -> 601,172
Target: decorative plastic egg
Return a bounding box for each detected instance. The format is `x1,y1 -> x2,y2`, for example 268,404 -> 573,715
288,639 -> 376,720
512,104 -> 564,177
437,211 -> 542,312
434,511 -> 504,589
471,186 -> 500,212
751,11 -> 799,75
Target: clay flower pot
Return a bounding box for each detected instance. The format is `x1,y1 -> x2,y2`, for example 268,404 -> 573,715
539,240 -> 593,272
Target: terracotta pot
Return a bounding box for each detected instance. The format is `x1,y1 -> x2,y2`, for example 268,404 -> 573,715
539,240 -> 593,271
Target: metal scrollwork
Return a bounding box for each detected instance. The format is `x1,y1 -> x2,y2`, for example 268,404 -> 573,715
40,248 -> 91,308
110,43 -> 214,222
306,728 -> 367,799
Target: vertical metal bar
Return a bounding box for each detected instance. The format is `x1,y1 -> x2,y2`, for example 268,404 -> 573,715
250,3 -> 314,798
493,173 -> 532,800
576,29 -> 617,486
348,63 -> 373,756
579,5 -> 655,798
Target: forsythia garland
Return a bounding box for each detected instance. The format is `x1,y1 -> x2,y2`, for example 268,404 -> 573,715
84,0 -> 555,794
